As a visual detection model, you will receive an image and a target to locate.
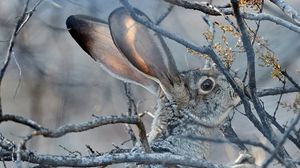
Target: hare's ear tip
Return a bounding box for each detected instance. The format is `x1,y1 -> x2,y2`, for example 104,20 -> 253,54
67,15 -> 109,31
66,15 -> 85,30
109,7 -> 127,19
66,15 -> 75,28
110,7 -> 144,19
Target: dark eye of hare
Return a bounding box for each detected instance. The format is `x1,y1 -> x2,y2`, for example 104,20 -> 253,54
200,79 -> 214,91
198,76 -> 216,94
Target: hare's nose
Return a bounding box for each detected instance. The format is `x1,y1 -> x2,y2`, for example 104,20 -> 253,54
230,91 -> 241,106
233,92 -> 241,106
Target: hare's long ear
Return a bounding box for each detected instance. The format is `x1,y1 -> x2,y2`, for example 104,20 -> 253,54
66,15 -> 158,94
109,8 -> 189,103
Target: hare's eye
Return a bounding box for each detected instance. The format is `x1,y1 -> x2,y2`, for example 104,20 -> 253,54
198,76 -> 216,94
201,79 -> 214,91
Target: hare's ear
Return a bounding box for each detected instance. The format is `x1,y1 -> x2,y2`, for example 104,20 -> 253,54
109,8 -> 188,103
66,15 -> 158,94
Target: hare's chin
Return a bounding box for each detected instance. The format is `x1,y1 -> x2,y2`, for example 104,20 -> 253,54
186,105 -> 235,128
211,105 -> 235,127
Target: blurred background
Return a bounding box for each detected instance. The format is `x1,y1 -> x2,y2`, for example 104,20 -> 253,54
0,0 -> 299,167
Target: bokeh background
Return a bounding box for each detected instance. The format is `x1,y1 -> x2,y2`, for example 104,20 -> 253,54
0,0 -> 299,167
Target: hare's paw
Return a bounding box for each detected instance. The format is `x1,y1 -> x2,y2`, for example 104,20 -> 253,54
231,153 -> 260,168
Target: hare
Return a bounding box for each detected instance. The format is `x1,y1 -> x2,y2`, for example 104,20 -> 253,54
66,7 -> 257,168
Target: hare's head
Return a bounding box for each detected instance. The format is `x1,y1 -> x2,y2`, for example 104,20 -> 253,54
66,7 -> 241,139
175,67 -> 241,127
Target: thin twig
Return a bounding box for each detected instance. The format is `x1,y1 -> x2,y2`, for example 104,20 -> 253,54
266,112 -> 300,149
2,159 -> 7,168
273,80 -> 286,117
123,124 -> 137,146
124,83 -> 137,116
156,5 -> 174,25
251,0 -> 264,46
0,0 -> 42,117
202,15 -> 216,46
281,71 -> 300,90
219,118 -> 248,152
1,0 -> 42,82
123,83 -> 138,146
262,111 -> 300,167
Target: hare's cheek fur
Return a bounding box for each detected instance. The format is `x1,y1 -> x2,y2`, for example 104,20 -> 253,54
193,76 -> 241,126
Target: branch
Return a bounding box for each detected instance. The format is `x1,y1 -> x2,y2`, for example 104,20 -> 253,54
2,152 -> 228,168
163,0 -> 233,15
163,0 -> 300,34
38,115 -> 142,137
242,12 -> 300,34
1,114 -> 151,153
270,0 -> 300,24
0,134 -> 15,152
186,135 -> 272,153
0,114 -> 45,130
184,135 -> 287,166
257,86 -> 300,97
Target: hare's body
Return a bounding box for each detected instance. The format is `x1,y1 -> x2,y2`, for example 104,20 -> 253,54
66,7 -> 255,168
150,98 -> 212,159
